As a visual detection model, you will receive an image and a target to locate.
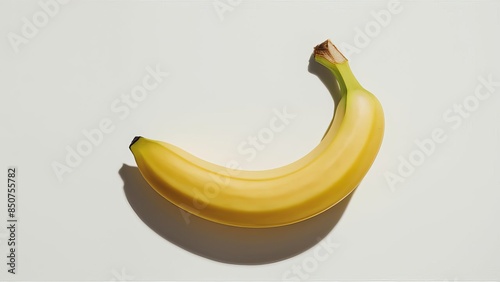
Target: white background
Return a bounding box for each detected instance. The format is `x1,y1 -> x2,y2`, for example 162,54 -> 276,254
1,0 -> 500,281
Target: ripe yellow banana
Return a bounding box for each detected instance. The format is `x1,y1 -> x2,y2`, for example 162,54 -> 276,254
129,39 -> 384,228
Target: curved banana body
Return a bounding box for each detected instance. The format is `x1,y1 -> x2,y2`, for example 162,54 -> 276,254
130,40 -> 384,228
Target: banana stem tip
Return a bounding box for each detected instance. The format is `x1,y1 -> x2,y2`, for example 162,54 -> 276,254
314,39 -> 347,64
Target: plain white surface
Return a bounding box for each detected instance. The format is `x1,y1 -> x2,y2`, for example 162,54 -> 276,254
1,0 -> 500,281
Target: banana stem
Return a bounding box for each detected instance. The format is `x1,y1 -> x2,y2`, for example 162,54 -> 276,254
314,40 -> 362,93
334,62 -> 362,92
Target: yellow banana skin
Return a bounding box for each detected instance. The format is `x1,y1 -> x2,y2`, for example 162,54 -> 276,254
130,40 -> 384,228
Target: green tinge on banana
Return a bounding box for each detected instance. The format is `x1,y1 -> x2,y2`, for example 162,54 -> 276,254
129,39 -> 385,228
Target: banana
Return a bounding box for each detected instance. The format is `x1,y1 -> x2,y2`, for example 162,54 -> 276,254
129,39 -> 384,228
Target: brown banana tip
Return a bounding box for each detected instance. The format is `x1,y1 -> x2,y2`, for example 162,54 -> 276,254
129,136 -> 141,149
313,39 -> 347,64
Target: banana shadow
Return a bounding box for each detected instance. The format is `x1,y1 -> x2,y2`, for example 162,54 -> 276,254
120,164 -> 355,265
119,53 -> 350,265
308,53 -> 343,139
308,53 -> 342,108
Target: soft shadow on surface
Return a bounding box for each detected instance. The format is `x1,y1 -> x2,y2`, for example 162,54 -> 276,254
308,53 -> 343,139
119,54 -> 352,265
120,164 -> 355,265
308,53 -> 342,107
